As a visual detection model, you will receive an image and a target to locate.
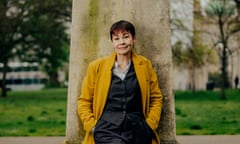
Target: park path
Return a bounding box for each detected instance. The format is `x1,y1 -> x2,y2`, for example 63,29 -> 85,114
0,135 -> 240,144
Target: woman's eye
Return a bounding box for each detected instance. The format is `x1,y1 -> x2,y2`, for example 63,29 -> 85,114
113,37 -> 119,41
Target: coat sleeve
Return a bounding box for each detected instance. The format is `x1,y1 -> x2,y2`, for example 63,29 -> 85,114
77,61 -> 98,132
145,60 -> 163,131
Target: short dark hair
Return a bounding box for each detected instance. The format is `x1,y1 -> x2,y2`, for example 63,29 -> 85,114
110,20 -> 135,40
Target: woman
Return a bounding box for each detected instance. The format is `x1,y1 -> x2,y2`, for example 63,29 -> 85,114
78,20 -> 163,144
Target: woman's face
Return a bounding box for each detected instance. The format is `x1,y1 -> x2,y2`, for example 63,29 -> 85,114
111,30 -> 136,56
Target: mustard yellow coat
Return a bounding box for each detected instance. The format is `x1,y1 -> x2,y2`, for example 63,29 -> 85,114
78,52 -> 163,144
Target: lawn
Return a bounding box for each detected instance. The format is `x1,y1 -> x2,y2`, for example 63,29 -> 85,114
175,90 -> 240,135
0,88 -> 239,136
0,88 -> 67,136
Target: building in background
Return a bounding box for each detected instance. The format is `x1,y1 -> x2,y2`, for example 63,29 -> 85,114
0,62 -> 47,91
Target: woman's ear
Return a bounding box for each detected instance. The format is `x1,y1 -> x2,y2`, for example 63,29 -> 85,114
133,36 -> 136,43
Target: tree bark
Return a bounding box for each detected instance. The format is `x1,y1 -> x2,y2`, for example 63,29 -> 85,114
66,0 -> 179,144
65,0 -> 90,143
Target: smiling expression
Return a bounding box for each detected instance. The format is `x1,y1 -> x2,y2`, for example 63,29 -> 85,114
111,30 -> 136,56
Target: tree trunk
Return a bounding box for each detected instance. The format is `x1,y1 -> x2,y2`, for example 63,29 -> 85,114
65,0 -> 90,143
221,46 -> 227,99
192,67 -> 196,92
66,0 -> 178,144
234,0 -> 240,21
219,16 -> 228,100
1,60 -> 8,98
48,71 -> 60,87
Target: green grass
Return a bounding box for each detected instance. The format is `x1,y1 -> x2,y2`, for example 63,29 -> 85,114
0,88 -> 239,136
175,90 -> 240,135
0,88 -> 67,136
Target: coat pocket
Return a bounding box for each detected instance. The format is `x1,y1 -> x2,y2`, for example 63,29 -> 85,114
127,113 -> 153,144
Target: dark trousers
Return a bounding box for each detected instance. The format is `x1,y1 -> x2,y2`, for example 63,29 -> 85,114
94,113 -> 153,144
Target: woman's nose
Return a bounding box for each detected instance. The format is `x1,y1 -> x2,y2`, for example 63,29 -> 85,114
119,38 -> 125,44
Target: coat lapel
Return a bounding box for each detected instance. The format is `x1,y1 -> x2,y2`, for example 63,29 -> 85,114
132,52 -> 147,115
103,53 -> 116,97
96,53 -> 115,119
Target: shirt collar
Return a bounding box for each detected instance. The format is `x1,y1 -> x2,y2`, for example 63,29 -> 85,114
114,59 -> 131,72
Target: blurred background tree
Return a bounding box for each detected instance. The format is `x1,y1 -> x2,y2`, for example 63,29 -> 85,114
0,0 -> 72,97
172,34 -> 216,92
234,0 -> 240,20
171,0 -> 217,92
205,0 -> 240,99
